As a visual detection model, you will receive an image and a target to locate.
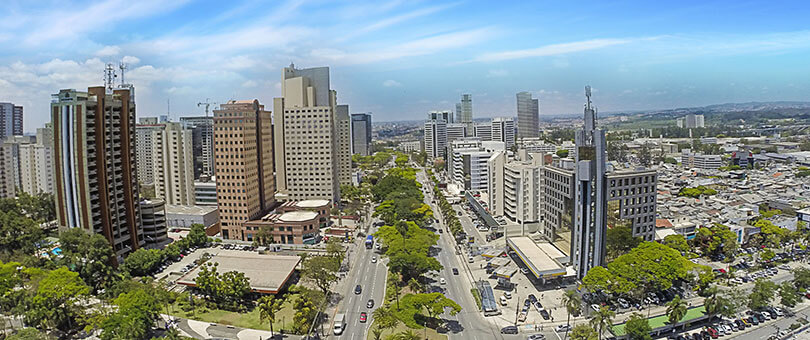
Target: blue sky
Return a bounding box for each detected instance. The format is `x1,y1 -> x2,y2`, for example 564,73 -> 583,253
2,0 -> 810,132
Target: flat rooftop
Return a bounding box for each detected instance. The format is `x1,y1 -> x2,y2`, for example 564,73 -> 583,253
279,210 -> 319,222
176,252 -> 300,294
296,199 -> 330,208
508,236 -> 566,279
165,204 -> 219,215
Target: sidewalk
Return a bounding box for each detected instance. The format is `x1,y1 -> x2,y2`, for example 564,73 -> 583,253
163,314 -> 304,340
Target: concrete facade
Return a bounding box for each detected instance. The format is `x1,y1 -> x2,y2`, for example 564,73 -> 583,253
152,122 -> 196,205
180,116 -> 215,179
424,117 -> 447,159
491,117 -> 515,150
516,92 -> 540,139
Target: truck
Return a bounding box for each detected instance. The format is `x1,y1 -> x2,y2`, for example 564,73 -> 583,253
365,235 -> 374,249
333,313 -> 346,335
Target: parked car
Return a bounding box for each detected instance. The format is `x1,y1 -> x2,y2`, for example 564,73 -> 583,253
539,310 -> 550,320
527,334 -> 545,340
503,291 -> 512,299
500,326 -> 518,334
555,324 -> 571,332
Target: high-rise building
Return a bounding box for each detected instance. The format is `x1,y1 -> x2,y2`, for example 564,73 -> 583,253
474,123 -> 492,141
517,92 -> 540,139
350,113 -> 372,156
451,141 -> 505,191
273,63 -> 345,203
446,123 -> 468,143
676,114 -> 705,128
136,119 -> 164,186
457,94 -> 472,124
152,122 -> 196,205
429,110 -> 453,123
19,126 -> 54,195
180,116 -> 215,179
52,86 -> 143,262
0,102 -> 23,138
213,100 -> 275,241
491,117 -> 515,150
424,114 -> 447,160
335,105 -> 352,187
0,137 -> 33,198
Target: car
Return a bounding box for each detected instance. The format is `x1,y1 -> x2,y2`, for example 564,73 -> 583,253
591,304 -> 601,311
500,296 -> 508,306
555,324 -> 571,332
500,326 -> 518,334
528,294 -> 537,303
503,291 -> 512,299
375,243 -> 381,250
534,301 -> 543,312
521,267 -> 530,275
617,298 -> 630,309
359,312 -> 367,323
371,256 -> 377,263
440,278 -> 446,285
452,268 -> 459,275
468,256 -> 474,263
354,285 -> 362,294
539,310 -> 550,320
706,327 -> 718,339
367,299 -> 375,308
527,334 -> 546,340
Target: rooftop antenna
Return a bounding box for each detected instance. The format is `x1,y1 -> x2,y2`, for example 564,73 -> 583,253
118,61 -> 128,87
197,98 -> 217,117
104,63 -> 117,93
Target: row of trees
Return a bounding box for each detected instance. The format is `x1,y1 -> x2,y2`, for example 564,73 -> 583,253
426,169 -> 463,236
121,223 -> 210,278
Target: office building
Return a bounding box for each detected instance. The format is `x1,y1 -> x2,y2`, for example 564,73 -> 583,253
152,122 -> 196,205
681,149 -> 723,169
135,119 -> 164,185
429,110 -> 453,124
243,200 -> 331,244
180,116 -> 215,179
0,102 -> 23,138
52,86 -> 143,261
520,138 -> 557,154
273,64 -> 345,203
516,92 -> 540,139
446,123 -> 469,143
350,113 -> 372,156
165,204 -> 220,231
399,140 -> 423,153
19,126 -> 54,195
424,116 -> 447,159
336,105 -> 352,187
213,100 -> 275,241
457,94 -> 472,124
474,123 -> 492,141
488,151 -> 545,224
491,117 -> 515,150
451,141 -> 505,191
194,180 -> 217,205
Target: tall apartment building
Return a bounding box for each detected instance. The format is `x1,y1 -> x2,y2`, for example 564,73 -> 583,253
424,115 -> 447,159
474,123 -> 492,141
135,119 -> 164,185
213,100 -> 275,241
19,126 -> 55,195
446,123 -> 468,143
488,151 -> 545,225
491,117 -> 515,150
335,105 -> 352,187
273,64 -> 346,202
52,86 -> 143,261
457,94 -> 472,124
350,113 -> 372,156
180,116 -> 215,179
451,141 -> 505,191
0,102 -> 23,138
516,92 -> 540,139
152,122 -> 196,205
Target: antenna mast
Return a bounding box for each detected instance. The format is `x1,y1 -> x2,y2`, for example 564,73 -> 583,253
118,61 -> 128,87
104,63 -> 117,93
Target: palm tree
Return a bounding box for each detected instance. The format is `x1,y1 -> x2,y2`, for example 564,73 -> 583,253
373,306 -> 400,336
392,330 -> 421,340
589,305 -> 615,340
561,290 -> 582,340
371,327 -> 384,340
666,295 -> 688,325
258,295 -> 284,337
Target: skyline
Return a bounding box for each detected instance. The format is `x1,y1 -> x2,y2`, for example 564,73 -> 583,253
2,0 -> 810,132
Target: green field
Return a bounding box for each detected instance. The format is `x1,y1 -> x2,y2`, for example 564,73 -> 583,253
168,295 -> 298,333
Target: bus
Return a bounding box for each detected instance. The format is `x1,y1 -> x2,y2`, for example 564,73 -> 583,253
365,235 -> 374,249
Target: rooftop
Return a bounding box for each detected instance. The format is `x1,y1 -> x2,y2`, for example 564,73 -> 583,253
176,253 -> 300,294
165,204 -> 219,215
295,199 -> 330,208
279,210 -> 319,222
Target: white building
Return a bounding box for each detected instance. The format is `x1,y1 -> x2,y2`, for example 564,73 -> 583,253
152,122 -> 196,205
452,142 -> 505,191
488,150 -> 545,224
474,123 -> 492,140
424,117 -> 447,159
194,180 -> 217,205
446,123 -> 469,143
336,105 -> 352,187
19,126 -> 54,195
681,149 -> 723,169
398,141 -> 423,153
165,204 -> 220,230
520,138 -> 557,154
491,117 -> 515,150
136,119 -> 165,185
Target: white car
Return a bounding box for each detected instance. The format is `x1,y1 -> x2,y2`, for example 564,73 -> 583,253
440,278 -> 446,285
555,324 -> 571,332
371,256 -> 377,263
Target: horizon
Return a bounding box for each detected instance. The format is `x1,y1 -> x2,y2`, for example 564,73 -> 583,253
3,0 -> 810,132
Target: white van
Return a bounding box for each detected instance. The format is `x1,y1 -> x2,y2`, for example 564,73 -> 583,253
333,313 -> 346,335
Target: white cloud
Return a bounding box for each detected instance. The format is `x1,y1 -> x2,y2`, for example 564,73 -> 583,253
242,80 -> 258,88
95,45 -> 121,57
383,80 -> 402,87
474,38 -> 634,62
486,69 -> 508,78
341,3 -> 459,41
122,56 -> 141,65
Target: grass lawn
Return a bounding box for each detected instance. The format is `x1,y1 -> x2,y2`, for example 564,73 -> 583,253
611,305 -> 707,336
168,295 -> 298,332
367,320 -> 448,340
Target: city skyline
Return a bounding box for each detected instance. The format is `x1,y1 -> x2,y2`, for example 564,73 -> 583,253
3,0 -> 810,132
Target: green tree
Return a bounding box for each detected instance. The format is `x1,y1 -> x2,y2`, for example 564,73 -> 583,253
638,144 -> 652,167
748,278 -> 778,310
582,266 -> 612,292
6,328 -> 55,340
606,225 -> 642,260
793,267 -> 810,289
25,267 -> 90,332
16,192 -> 56,222
0,209 -> 45,260
194,262 -> 250,309
561,290 -> 582,340
258,295 -> 284,337
290,286 -> 324,334
390,330 -> 421,340
779,281 -> 800,309
663,234 -> 689,253
372,305 -> 400,335
666,295 -> 687,325
704,286 -> 737,318
557,149 -> 570,158
301,255 -> 340,297
569,324 -> 598,340
100,285 -> 162,340
57,228 -> 116,292
186,223 -> 209,248
122,248 -> 163,277
590,305 -> 615,340
625,313 -> 652,340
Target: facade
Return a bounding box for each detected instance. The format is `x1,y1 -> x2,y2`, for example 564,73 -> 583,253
516,92 -> 540,139
488,151 -> 545,224
243,200 -> 330,244
457,94 -> 472,124
429,110 -> 453,124
676,114 -> 705,128
491,117 -> 515,150
521,138 -> 557,154
273,64 -> 343,203
19,126 -> 55,195
424,116 -> 447,159
152,122 -> 196,205
350,113 -> 372,156
399,140 -> 423,153
681,149 -> 723,169
139,200 -> 169,248
451,142 -> 506,191
194,180 -> 217,205
51,86 -> 143,262
165,204 -> 220,230
0,136 -> 35,198
0,102 -> 23,138
213,100 -> 275,241
446,123 -> 469,143
179,116 -> 215,179
135,120 -> 163,185
336,105 -> 352,187
474,123 -> 492,141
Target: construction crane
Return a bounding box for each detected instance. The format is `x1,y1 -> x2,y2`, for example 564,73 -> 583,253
197,98 -> 217,117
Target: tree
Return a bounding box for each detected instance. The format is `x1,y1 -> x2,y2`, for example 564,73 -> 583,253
557,149 -> 569,158
100,285 -> 162,340
748,278 -> 778,310
570,324 -> 598,340
5,328 -> 55,340
606,225 -> 642,260
625,313 -> 652,340
607,141 -> 629,162
704,286 -> 737,318
25,267 -> 90,332
391,330 -> 421,340
638,144 -> 652,167
793,267 -> 810,289
258,295 -> 284,337
590,305 -> 615,340
779,281 -> 800,309
432,158 -> 445,173
410,292 -> 461,332
561,290 -> 582,340
16,192 -> 56,223
0,209 -> 45,260
122,248 -> 163,277
140,184 -> 156,199
290,286 -> 324,335
663,234 -> 689,253
194,262 -> 251,309
582,266 -> 612,292
187,223 -> 209,248
666,295 -> 687,325
301,255 -> 340,297
57,228 -> 116,293
372,305 -> 400,335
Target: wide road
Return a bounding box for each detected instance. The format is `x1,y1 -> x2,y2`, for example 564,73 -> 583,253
330,223 -> 388,340
416,169 -> 526,340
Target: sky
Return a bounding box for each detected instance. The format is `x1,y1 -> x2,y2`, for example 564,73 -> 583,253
2,0 -> 810,132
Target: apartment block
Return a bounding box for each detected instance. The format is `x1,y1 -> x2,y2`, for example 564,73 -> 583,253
180,116 -> 215,179
336,105 -> 352,187
51,87 -> 143,261
135,120 -> 164,185
474,123 -> 492,141
19,126 -> 54,195
491,117 -> 515,150
213,100 -> 275,241
0,102 -> 23,138
516,92 -> 540,139
152,122 -> 196,205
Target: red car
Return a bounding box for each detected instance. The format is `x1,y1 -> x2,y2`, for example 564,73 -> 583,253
706,328 -> 718,339
360,312 -> 367,323
805,292 -> 810,299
